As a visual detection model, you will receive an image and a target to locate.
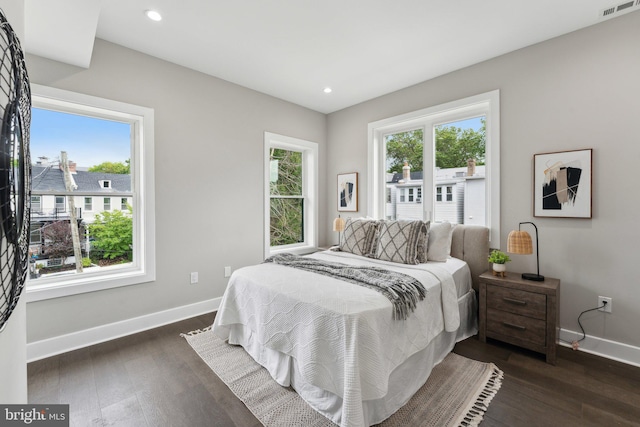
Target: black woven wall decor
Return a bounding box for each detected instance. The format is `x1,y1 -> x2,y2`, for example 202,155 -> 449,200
0,8 -> 31,333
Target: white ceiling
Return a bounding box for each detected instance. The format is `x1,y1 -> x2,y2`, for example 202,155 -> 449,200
23,0 -> 637,113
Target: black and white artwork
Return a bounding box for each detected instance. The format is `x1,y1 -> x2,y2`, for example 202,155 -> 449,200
337,172 -> 358,212
534,149 -> 592,218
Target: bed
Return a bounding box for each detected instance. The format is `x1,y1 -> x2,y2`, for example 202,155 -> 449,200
213,221 -> 489,427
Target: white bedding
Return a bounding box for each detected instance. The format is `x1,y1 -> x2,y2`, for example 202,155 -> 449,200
213,251 -> 473,427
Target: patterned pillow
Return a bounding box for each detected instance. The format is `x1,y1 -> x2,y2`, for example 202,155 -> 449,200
375,220 -> 427,265
339,218 -> 380,257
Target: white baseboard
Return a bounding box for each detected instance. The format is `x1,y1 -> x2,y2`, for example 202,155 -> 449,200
27,298 -> 221,362
559,328 -> 640,368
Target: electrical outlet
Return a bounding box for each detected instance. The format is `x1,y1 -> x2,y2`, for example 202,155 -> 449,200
190,272 -> 198,284
598,296 -> 612,313
224,266 -> 231,278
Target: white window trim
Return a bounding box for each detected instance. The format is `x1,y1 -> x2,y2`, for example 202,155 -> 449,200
27,84 -> 156,302
368,90 -> 500,247
264,132 -> 318,257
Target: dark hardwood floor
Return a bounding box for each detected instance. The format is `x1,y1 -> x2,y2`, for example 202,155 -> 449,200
28,313 -> 640,427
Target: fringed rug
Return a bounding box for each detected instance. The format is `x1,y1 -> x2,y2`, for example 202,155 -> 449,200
182,328 -> 502,427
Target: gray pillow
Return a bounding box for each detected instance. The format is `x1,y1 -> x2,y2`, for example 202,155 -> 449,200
339,218 -> 380,257
375,220 -> 427,265
427,222 -> 453,262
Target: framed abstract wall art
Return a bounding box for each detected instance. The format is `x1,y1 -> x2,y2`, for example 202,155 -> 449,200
534,149 -> 592,218
337,172 -> 358,212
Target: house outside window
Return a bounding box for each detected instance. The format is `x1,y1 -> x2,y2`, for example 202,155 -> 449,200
31,195 -> 41,212
27,84 -> 156,302
264,132 -> 318,257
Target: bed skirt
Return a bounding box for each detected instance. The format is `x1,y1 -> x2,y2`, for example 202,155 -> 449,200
226,289 -> 478,427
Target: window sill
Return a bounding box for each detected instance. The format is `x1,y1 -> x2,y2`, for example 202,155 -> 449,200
26,265 -> 155,302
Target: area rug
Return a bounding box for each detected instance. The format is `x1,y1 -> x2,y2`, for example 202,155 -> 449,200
182,328 -> 503,427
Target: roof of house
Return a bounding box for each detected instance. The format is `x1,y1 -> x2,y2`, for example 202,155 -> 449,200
387,165 -> 486,184
31,165 -> 131,194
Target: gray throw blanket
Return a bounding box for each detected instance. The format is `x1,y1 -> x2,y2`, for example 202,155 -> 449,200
264,253 -> 426,320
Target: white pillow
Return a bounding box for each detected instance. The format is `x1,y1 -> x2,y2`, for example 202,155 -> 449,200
427,222 -> 453,262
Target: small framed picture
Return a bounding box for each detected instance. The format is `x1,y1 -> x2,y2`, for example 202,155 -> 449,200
337,172 -> 358,212
533,149 -> 592,218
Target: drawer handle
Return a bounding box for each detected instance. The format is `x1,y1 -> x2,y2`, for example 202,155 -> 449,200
503,297 -> 527,306
503,322 -> 526,331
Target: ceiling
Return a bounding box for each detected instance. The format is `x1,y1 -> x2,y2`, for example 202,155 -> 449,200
23,0 -> 637,114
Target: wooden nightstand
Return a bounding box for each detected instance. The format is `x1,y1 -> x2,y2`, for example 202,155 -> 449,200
479,271 -> 560,364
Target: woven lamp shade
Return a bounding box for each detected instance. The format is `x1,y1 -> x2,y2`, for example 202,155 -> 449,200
507,230 -> 533,255
333,216 -> 346,232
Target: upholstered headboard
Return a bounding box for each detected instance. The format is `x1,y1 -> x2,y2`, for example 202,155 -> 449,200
450,225 -> 490,291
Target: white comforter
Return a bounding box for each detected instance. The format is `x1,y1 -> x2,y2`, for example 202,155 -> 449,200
212,250 -> 460,427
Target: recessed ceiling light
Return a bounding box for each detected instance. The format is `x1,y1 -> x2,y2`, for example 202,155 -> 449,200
145,10 -> 162,22
323,87 -> 332,94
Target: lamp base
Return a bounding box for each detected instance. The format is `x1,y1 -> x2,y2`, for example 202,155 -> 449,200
522,273 -> 545,282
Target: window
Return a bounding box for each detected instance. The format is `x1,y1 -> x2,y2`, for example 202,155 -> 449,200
264,132 -> 318,257
368,90 -> 500,247
55,196 -> 65,213
399,189 -> 405,202
27,84 -> 155,302
101,180 -> 111,189
103,197 -> 111,211
121,198 -> 128,210
31,195 -> 41,212
29,223 -> 42,245
408,188 -> 414,202
417,187 -> 422,202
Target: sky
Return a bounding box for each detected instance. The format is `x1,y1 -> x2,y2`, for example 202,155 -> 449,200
30,108 -> 131,168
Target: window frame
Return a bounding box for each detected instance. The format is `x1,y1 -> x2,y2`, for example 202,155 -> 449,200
84,197 -> 93,211
264,132 -> 318,257
103,197 -> 111,211
26,84 -> 156,302
368,90 -> 500,247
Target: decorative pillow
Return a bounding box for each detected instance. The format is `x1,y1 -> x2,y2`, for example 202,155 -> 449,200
427,221 -> 453,262
375,220 -> 427,265
339,218 -> 380,257
416,220 -> 430,263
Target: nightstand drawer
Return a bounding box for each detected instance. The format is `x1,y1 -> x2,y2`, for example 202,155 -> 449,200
486,308 -> 546,346
487,285 -> 546,320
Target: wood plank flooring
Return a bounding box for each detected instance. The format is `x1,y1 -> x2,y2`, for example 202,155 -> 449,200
28,313 -> 640,426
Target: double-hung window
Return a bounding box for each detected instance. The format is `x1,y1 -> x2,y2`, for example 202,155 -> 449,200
31,195 -> 42,212
368,90 -> 500,247
55,196 -> 65,213
27,84 -> 155,301
264,132 -> 318,257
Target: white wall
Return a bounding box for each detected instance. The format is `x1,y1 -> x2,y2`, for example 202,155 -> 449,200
23,39 -> 327,342
327,12 -> 640,352
0,0 -> 28,403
